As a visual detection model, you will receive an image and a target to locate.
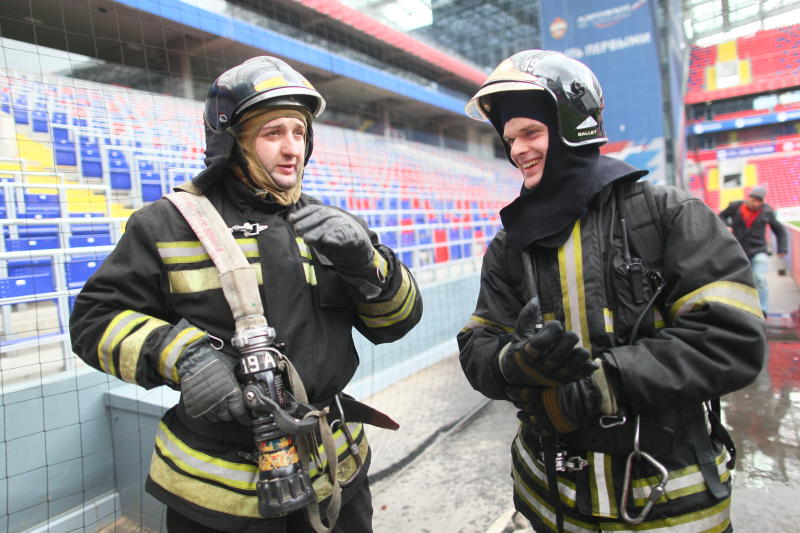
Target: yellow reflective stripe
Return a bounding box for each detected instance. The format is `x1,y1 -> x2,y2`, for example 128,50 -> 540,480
303,262 -> 317,286
558,221 -> 591,350
155,422 -> 257,490
296,237 -> 312,259
463,314 -> 514,333
512,432 -> 577,506
97,310 -> 149,377
589,451 -> 618,518
670,281 -> 761,321
631,451 -> 729,506
157,239 -> 259,264
654,308 -> 665,329
543,312 -> 557,322
119,317 -> 168,384
168,265 -> 263,294
160,327 -> 205,382
255,76 -> 287,92
601,497 -> 730,532
372,248 -> 389,279
512,466 -> 596,533
149,451 -> 261,518
603,308 -> 614,333
357,266 -> 417,328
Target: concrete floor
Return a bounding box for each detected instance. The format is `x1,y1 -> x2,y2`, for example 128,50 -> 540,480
369,255 -> 800,533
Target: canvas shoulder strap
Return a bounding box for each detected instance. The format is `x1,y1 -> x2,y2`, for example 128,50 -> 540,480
164,189 -> 342,533
615,180 -> 664,269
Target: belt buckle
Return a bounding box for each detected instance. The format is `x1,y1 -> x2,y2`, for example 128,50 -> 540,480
542,449 -> 589,472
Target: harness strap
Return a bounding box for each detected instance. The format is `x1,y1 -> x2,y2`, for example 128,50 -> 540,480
684,404 -> 729,500
542,436 -> 565,533
165,189 -> 342,532
615,180 -> 664,270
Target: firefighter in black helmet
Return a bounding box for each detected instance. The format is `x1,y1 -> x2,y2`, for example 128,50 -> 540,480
70,56 -> 422,533
458,50 -> 764,533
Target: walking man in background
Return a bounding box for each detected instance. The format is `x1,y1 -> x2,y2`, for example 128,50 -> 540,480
70,56 -> 421,533
458,50 -> 765,533
719,185 -> 788,316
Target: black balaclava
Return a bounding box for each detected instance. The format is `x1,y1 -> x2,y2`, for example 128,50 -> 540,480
498,91 -> 609,249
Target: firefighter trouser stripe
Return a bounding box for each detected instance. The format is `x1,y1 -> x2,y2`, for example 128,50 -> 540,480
512,433 -> 577,506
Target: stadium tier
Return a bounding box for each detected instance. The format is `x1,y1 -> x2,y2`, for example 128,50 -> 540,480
686,25 -> 800,104
0,67 -> 517,347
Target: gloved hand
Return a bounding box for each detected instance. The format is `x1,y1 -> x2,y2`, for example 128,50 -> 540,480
498,297 -> 597,388
177,342 -> 250,425
506,386 -> 556,437
509,363 -> 619,435
288,204 -> 374,271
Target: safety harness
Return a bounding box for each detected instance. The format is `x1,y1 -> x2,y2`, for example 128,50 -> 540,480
165,184 -> 342,533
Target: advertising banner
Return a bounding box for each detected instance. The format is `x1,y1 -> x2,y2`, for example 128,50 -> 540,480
540,0 -> 667,182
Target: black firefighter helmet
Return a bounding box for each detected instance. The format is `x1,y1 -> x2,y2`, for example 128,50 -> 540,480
194,56 -> 326,190
465,49 -> 607,149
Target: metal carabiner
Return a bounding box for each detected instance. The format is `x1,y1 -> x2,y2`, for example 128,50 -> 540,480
620,416 -> 669,525
333,394 -> 364,487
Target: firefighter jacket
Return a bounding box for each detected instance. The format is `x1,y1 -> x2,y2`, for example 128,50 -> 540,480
69,176 -> 422,532
458,171 -> 765,533
718,200 -> 787,259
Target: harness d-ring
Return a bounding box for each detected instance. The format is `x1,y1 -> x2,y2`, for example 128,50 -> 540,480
620,415 -> 669,525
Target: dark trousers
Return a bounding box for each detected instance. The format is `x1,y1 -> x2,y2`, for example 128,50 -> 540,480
166,476 -> 373,533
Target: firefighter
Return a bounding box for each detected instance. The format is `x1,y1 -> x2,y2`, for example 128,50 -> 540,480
69,56 -> 422,533
458,50 -> 765,533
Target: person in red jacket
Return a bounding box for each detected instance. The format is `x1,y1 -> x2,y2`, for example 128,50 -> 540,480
719,185 -> 787,315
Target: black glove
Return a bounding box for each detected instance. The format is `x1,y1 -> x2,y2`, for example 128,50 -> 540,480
498,297 -> 597,387
288,204 -> 374,270
510,363 -> 619,435
177,342 -> 249,425
506,386 -> 556,437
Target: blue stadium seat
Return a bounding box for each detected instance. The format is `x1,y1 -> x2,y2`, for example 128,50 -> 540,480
13,97 -> 29,125
80,138 -> 102,177
0,272 -> 55,298
54,138 -> 77,166
7,258 -> 53,277
16,213 -> 59,238
109,149 -> 131,189
66,255 -> 107,288
31,109 -> 49,133
69,234 -> 112,247
4,236 -> 60,251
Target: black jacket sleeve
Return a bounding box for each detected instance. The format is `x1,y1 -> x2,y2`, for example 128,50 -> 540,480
457,232 -> 520,400
69,207 -> 201,389
605,188 -> 765,412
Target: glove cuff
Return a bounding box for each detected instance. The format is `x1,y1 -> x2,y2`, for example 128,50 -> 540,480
338,247 -> 390,300
497,342 -> 513,383
590,361 -> 618,415
542,388 -> 579,434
